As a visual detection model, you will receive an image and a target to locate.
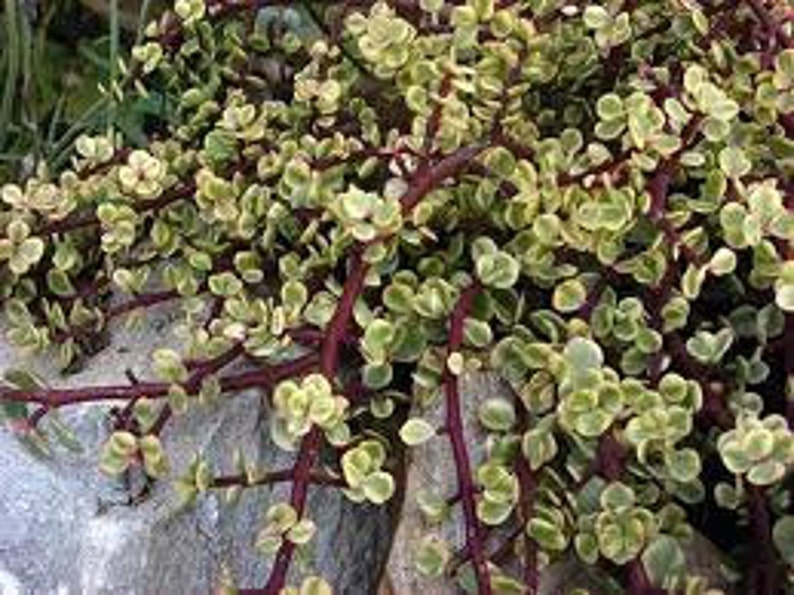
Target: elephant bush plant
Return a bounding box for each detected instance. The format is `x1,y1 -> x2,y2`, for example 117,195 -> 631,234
1,0 -> 794,593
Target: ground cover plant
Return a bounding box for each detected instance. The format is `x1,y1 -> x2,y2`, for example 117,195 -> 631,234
1,0 -> 794,593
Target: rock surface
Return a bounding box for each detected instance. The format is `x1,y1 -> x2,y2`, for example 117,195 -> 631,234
0,307 -> 394,594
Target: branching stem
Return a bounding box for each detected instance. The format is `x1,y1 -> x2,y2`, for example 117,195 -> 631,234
0,353 -> 317,407
443,282 -> 492,595
748,485 -> 778,595
261,252 -> 369,594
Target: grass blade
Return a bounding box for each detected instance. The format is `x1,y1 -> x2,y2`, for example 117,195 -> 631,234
0,0 -> 21,149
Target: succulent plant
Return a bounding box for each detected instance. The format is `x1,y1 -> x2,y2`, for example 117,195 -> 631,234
1,0 -> 794,593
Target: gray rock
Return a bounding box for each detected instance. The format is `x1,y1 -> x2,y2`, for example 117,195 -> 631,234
0,308 -> 393,594
385,373 -> 508,595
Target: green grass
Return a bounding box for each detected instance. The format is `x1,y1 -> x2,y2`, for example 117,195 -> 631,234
0,0 -> 166,183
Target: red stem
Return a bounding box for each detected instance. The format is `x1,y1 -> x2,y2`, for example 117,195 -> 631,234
211,469 -> 345,489
150,343 -> 246,436
747,485 -> 778,595
577,274 -> 609,321
261,253 -> 369,595
625,560 -> 657,595
443,282 -> 492,595
745,0 -> 792,49
258,146 -> 485,592
599,432 -> 626,481
514,448 -> 538,593
0,353 -> 317,407
399,145 -> 485,214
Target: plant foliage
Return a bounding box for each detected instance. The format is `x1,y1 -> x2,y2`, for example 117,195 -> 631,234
1,0 -> 794,593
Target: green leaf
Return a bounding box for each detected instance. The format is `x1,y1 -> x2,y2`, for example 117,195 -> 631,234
744,427 -> 775,461
564,336 -> 604,371
416,490 -> 449,522
686,329 -> 733,364
658,373 -> 688,403
473,0 -> 494,20
415,537 -> 449,577
108,430 -> 138,457
255,530 -> 282,555
489,574 -> 524,594
719,439 -> 752,474
281,279 -> 308,310
596,93 -> 624,121
478,398 -> 516,432
363,318 -> 395,355
362,471 -> 395,504
419,0 -> 444,12
477,498 -> 513,526
634,328 -> 662,354
483,146 -> 516,178
476,251 -> 520,289
708,247 -> 736,276
384,283 -> 415,313
747,460 -> 786,485
46,269 -> 75,297
641,535 -> 685,586
266,502 -> 298,533
583,5 -> 610,29
463,317 -> 493,348
774,49 -> 794,89
527,517 -> 567,550
399,418 -> 436,446
99,451 -> 129,476
575,533 -> 599,564
665,448 -> 701,483
3,368 -> 45,390
718,147 -> 751,179
406,85 -> 429,113
553,278 -> 587,313
522,428 -> 558,470
341,188 -> 374,220
299,576 -> 332,595
662,297 -> 690,332
202,129 -> 237,166
600,482 -> 635,509
208,272 -> 243,297
362,362 -> 393,389
194,459 -> 212,492
714,482 -> 741,509
152,349 -> 188,384
682,264 -> 706,299
167,385 -> 189,414
287,518 -> 317,545
46,411 -> 84,453
775,284 -> 794,312
773,516 -> 794,566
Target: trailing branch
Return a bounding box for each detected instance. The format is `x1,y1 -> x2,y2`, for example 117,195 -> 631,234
260,252 -> 369,595
443,282 -> 492,595
211,469 -> 345,490
0,353 -> 318,408
747,485 -> 779,595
